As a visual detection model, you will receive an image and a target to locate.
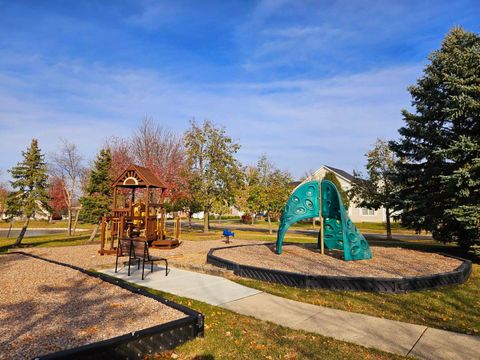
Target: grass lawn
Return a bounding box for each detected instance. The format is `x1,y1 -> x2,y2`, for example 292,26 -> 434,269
122,283 -> 406,360
229,241 -> 480,336
193,218 -> 420,235
0,233 -> 95,253
180,227 -> 317,243
0,219 -> 95,229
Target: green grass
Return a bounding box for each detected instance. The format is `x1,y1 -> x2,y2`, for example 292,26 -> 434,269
192,218 -> 421,235
118,282 -> 406,360
0,232 -> 95,253
0,219 -> 95,229
230,242 -> 480,336
180,228 -> 318,244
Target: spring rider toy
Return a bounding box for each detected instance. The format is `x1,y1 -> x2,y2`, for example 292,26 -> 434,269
276,179 -> 372,261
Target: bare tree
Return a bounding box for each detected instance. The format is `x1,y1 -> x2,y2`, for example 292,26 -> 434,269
51,139 -> 84,236
130,117 -> 186,202
131,117 -> 183,167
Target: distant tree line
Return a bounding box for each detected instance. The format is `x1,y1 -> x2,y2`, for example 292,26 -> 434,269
3,117 -> 293,245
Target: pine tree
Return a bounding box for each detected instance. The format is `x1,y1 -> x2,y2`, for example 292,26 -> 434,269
79,148 -> 113,241
6,139 -> 50,246
324,171 -> 350,209
390,27 -> 480,250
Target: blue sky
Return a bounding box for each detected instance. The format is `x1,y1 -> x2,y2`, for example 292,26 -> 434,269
0,0 -> 479,181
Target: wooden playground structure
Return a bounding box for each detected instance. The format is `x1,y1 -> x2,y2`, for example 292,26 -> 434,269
99,165 -> 181,256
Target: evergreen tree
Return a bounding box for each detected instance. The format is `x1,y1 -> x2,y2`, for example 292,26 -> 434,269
6,139 -> 50,245
324,171 -> 350,209
390,28 -> 480,250
79,148 -> 113,241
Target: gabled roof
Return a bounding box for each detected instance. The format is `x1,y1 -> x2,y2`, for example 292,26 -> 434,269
112,164 -> 166,189
324,165 -> 355,182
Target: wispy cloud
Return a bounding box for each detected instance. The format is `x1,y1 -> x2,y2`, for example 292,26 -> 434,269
1,0 -> 478,183
0,50 -> 421,181
126,0 -> 185,29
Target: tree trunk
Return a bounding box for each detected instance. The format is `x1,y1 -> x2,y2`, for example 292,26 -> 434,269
6,218 -> 14,238
251,213 -> 255,225
89,223 -> 100,242
72,208 -> 81,236
267,212 -> 272,234
15,217 -> 30,246
188,213 -> 192,229
312,217 -> 315,229
67,208 -> 72,236
385,207 -> 392,240
203,209 -> 209,233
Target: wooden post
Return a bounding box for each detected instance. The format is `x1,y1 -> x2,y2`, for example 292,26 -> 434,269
130,188 -> 136,217
145,186 -> 150,238
174,217 -> 180,239
110,219 -> 115,251
319,183 -> 324,255
112,188 -> 117,210
100,219 -> 106,255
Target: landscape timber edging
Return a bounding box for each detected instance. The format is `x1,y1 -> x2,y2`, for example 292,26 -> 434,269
206,243 -> 472,294
7,251 -> 204,360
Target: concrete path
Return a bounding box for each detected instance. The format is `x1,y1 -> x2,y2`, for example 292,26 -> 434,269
101,265 -> 261,306
101,265 -> 480,360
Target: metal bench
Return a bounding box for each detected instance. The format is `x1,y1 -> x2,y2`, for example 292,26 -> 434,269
115,238 -> 169,280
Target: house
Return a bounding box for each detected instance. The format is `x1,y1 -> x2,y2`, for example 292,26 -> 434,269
299,165 -> 387,223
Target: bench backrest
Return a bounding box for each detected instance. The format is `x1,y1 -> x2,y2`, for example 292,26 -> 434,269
118,238 -> 150,260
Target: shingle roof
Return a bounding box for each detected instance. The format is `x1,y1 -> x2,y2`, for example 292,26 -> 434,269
324,165 -> 355,182
112,164 -> 166,189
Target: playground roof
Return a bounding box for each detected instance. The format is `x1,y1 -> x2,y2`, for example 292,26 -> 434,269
112,164 -> 167,189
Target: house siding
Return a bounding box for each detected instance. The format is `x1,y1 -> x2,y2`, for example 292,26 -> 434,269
301,166 -> 387,223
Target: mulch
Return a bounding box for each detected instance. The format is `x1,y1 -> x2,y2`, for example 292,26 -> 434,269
0,253 -> 186,360
212,243 -> 463,278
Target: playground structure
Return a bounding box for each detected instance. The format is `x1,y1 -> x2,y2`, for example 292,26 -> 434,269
99,165 -> 181,256
276,179 -> 372,261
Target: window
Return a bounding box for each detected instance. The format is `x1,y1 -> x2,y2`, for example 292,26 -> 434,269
361,208 -> 375,216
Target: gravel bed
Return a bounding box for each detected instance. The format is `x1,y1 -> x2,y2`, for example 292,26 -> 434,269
0,253 -> 186,360
213,243 -> 463,278
21,239 -> 262,270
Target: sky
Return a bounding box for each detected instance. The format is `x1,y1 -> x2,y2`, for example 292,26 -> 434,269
0,0 -> 479,182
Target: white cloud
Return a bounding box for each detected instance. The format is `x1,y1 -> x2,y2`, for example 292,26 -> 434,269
0,51 -> 421,182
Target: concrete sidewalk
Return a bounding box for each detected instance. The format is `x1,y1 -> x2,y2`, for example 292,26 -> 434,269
101,265 -> 480,360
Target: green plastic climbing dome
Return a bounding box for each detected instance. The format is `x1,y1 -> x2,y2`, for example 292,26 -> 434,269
275,179 -> 372,261
276,181 -> 319,254
321,180 -> 372,261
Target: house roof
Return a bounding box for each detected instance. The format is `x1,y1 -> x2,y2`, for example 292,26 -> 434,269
289,180 -> 302,188
112,164 -> 166,189
323,165 -> 355,182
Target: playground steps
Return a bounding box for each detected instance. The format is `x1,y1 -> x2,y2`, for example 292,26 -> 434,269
151,239 -> 181,249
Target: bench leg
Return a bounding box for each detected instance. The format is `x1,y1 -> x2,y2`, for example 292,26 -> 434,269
142,259 -> 145,280
164,259 -> 168,276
